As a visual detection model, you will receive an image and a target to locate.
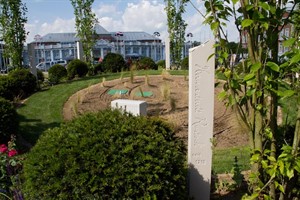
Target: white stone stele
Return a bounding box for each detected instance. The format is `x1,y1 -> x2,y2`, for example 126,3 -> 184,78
165,37 -> 171,70
188,40 -> 215,200
111,99 -> 147,116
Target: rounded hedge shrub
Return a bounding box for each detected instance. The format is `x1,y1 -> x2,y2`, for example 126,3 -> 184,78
137,57 -> 158,70
23,109 -> 187,199
66,59 -> 88,79
9,68 -> 37,99
181,57 -> 189,70
156,59 -> 166,68
0,98 -> 18,143
102,53 -> 126,72
48,64 -> 67,84
0,76 -> 14,100
36,69 -> 44,82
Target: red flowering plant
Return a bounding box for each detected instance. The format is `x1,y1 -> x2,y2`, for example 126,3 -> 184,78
0,135 -> 24,200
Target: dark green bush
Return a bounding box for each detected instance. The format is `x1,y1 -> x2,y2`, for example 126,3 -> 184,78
23,109 -> 187,199
36,70 -> 44,82
156,60 -> 166,68
181,57 -> 189,70
0,98 -> 18,143
8,68 -> 37,99
94,62 -> 103,74
102,53 -> 126,72
48,64 -> 67,84
137,57 -> 158,70
0,76 -> 14,100
66,59 -> 88,79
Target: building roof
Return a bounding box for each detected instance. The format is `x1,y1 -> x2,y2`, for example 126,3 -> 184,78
29,24 -> 161,44
36,33 -> 78,43
111,31 -> 161,42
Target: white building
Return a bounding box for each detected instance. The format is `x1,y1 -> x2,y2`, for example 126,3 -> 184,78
27,24 -> 165,68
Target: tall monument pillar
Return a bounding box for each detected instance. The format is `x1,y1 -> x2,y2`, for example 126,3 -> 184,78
165,37 -> 170,70
188,40 -> 215,200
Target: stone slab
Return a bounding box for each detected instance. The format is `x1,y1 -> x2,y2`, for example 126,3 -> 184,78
111,99 -> 147,116
188,40 -> 215,200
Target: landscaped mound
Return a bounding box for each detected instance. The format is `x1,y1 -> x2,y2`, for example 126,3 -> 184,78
23,109 -> 187,199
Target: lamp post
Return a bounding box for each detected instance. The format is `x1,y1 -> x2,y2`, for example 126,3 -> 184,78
187,32 -> 193,49
153,32 -> 160,61
115,31 -> 123,55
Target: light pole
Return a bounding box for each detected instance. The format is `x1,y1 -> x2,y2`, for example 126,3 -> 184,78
187,32 -> 193,52
115,31 -> 123,55
153,32 -> 160,61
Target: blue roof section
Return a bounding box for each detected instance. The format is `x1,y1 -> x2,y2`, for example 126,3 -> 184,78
37,33 -> 78,43
111,31 -> 161,42
29,24 -> 161,43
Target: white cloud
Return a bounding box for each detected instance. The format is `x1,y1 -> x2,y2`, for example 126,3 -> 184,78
26,18 -> 75,43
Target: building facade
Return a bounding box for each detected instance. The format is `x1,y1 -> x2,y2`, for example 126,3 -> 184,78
27,24 -> 166,68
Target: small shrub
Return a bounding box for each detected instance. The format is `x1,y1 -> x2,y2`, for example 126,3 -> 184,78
36,70 -> 44,82
23,109 -> 187,199
137,57 -> 158,70
0,76 -> 14,100
48,64 -> 67,84
9,68 -> 37,99
157,60 -> 166,69
67,59 -> 88,79
0,98 -> 18,143
94,62 -> 103,74
102,53 -> 126,72
181,57 -> 189,70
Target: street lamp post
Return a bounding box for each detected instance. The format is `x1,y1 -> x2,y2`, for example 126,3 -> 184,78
187,32 -> 193,49
115,32 -> 123,55
153,32 -> 160,61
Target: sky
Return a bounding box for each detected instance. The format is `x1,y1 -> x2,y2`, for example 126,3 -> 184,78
23,0 -> 238,44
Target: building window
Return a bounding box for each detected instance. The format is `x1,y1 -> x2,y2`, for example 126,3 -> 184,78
284,28 -> 290,37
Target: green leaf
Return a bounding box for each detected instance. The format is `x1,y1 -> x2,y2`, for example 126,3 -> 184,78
278,184 -> 285,193
250,63 -> 261,73
290,53 -> 300,65
259,2 -> 270,11
242,19 -> 253,28
295,159 -> 300,173
268,156 -> 276,162
278,160 -> 284,174
283,38 -> 296,47
250,154 -> 260,162
218,91 -> 227,101
287,168 -> 294,179
266,62 -> 280,72
211,22 -> 219,31
246,88 -> 256,96
244,73 -> 255,82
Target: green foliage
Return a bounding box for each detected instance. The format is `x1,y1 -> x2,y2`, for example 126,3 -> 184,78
0,0 -> 27,68
164,0 -> 187,67
36,69 -> 44,82
70,0 -> 97,65
9,68 -> 37,99
0,75 -> 14,100
67,59 -> 88,79
0,98 -> 18,143
181,57 -> 189,70
93,62 -> 103,74
102,53 -> 126,72
48,64 -> 67,84
0,136 -> 24,199
204,0 -> 300,198
157,59 -> 166,68
23,109 -> 187,199
137,57 -> 158,70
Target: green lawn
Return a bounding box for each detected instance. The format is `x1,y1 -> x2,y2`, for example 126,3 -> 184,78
17,69 -> 252,173
17,70 -> 187,144
212,146 -> 251,174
